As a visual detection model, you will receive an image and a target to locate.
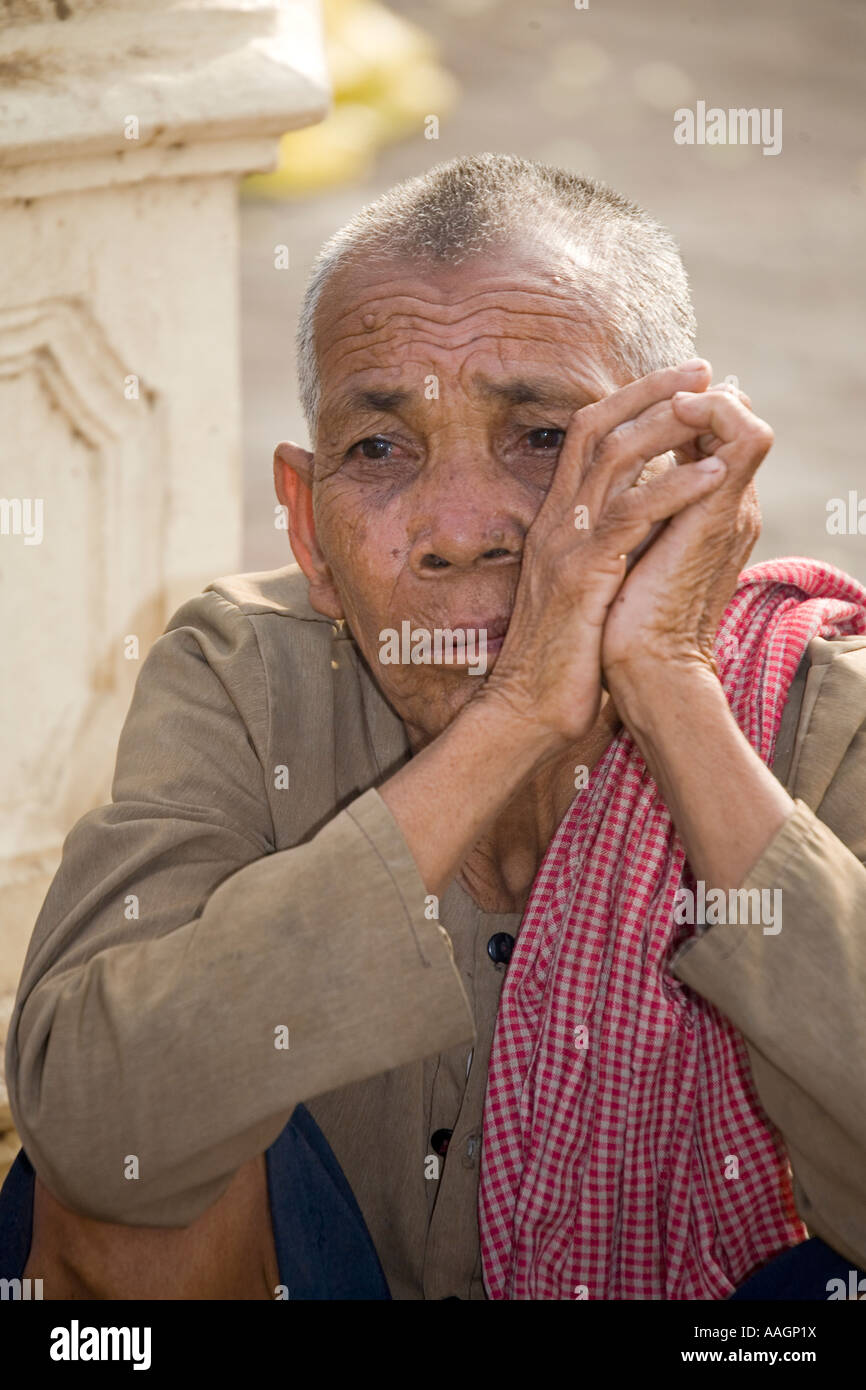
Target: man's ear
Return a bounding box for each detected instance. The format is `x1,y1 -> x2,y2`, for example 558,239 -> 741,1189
273,442 -> 345,620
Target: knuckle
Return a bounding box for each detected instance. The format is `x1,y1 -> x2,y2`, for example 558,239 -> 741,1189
569,409 -> 601,454
594,422 -> 631,462
589,430 -> 615,462
746,419 -> 774,448
603,492 -> 641,529
570,399 -> 600,431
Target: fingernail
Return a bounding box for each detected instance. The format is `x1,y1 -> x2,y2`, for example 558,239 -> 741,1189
696,456 -> 725,472
680,358 -> 708,373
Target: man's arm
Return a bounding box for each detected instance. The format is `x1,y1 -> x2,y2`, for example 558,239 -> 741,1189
4,590 -> 477,1228
658,644 -> 866,1268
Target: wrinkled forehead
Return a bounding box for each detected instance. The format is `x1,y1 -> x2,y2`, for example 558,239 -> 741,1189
313,244 -> 620,401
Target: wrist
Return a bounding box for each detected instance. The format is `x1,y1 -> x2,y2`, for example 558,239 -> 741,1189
605,652 -> 723,738
465,684 -> 569,772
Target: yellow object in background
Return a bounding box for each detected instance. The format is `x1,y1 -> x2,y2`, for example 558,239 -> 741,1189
242,0 -> 458,197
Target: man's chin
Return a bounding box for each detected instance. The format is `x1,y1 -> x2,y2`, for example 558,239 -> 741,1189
379,672 -> 492,746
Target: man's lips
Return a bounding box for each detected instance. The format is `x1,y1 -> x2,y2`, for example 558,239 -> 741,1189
383,613 -> 512,667
444,614 -> 510,638
441,614 -> 511,655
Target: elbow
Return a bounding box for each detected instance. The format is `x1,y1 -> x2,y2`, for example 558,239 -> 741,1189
6,1017 -> 150,1226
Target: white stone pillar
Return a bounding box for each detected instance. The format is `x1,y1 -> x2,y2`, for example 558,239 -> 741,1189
0,0 -> 329,1160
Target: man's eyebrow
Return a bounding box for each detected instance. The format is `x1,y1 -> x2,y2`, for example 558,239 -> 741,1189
331,378 -> 594,420
336,387 -> 414,416
477,377 -> 592,410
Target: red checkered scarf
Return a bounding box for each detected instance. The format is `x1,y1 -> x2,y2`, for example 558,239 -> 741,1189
478,558 -> 866,1300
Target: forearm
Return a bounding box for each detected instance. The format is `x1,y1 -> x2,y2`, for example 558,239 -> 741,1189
670,798 -> 866,1256
378,691 -> 559,898
609,659 -> 796,888
7,791 -> 474,1226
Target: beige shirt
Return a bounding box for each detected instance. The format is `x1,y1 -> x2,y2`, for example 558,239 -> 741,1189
6,565 -> 866,1299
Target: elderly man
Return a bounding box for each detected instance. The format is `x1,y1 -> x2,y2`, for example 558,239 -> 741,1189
3,154 -> 866,1301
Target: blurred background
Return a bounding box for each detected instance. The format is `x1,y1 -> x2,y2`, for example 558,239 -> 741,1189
242,0 -> 866,578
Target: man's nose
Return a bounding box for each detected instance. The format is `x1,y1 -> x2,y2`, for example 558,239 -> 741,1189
406,453 -> 528,575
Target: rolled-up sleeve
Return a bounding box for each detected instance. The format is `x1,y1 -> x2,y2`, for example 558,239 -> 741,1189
4,593 -> 474,1228
671,742 -> 866,1266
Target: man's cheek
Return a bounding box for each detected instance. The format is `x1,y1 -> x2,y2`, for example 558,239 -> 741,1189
313,476 -> 350,529
333,543 -> 402,646
314,485 -> 372,564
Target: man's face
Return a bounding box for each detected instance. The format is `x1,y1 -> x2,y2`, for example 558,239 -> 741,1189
289,244 -> 631,740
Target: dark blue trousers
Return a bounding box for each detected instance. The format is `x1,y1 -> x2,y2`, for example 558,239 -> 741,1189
728,1235 -> 866,1300
0,1104 -> 391,1300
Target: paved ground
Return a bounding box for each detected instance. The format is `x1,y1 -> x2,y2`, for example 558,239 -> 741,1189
240,0 -> 866,582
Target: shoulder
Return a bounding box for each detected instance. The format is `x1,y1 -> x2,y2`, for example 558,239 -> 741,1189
129,566 -> 333,755
158,563 -> 332,657
784,633 -> 866,808
804,632 -> 866,672
204,563 -> 331,624
801,633 -> 866,719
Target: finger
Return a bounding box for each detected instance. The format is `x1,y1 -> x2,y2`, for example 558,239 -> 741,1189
546,359 -> 712,507
680,431 -> 724,461
584,384 -> 747,514
714,379 -> 752,408
671,391 -> 773,474
592,456 -> 727,561
577,383 -> 746,513
583,400 -> 726,511
677,383 -> 752,460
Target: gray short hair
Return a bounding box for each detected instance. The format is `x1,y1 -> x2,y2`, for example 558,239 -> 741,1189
296,152 -> 696,441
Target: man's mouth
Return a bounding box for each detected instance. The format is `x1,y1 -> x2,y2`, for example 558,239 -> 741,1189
377,612 -> 512,674
445,613 -> 511,657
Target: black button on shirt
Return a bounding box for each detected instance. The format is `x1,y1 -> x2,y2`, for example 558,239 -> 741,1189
431,1128 -> 453,1157
487,932 -> 515,965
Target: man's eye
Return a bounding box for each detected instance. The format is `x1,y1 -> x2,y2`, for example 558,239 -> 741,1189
350,436 -> 393,460
526,428 -> 565,450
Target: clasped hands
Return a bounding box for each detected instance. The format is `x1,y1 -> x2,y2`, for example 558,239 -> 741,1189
484,359 -> 773,745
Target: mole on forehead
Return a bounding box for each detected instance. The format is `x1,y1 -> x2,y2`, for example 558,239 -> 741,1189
315,262 -> 613,392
